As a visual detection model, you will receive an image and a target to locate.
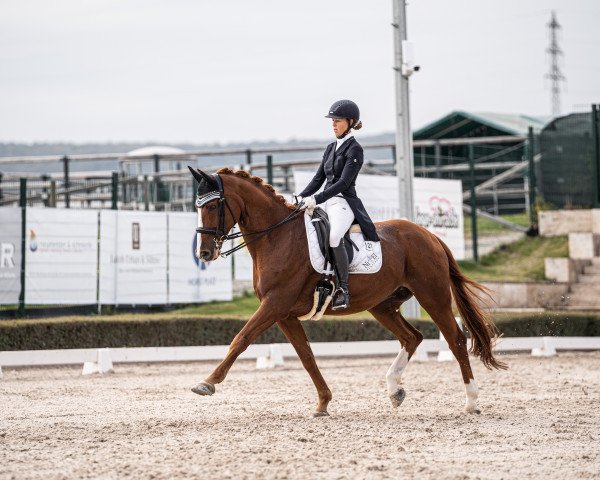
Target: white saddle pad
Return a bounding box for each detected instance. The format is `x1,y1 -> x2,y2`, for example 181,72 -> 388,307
304,212 -> 383,275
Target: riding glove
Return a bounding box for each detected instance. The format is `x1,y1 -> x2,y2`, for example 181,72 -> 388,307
303,196 -> 317,213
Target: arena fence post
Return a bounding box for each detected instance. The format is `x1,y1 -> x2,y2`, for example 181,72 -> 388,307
245,149 -> 252,169
62,155 -> 70,208
143,175 -> 150,211
111,172 -> 118,210
282,166 -> 290,191
18,178 -> 27,316
434,141 -> 442,178
527,126 -> 537,225
266,155 -> 273,185
592,104 -> 600,208
49,180 -> 56,208
468,144 -> 478,262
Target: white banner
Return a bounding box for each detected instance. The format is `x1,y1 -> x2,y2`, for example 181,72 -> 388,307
168,212 -> 232,303
0,208 -> 22,304
293,171 -> 465,259
232,227 -> 253,282
25,208 -> 99,304
413,177 -> 465,259
99,210 -> 168,305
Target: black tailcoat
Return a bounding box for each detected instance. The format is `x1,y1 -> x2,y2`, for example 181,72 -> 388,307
298,137 -> 380,242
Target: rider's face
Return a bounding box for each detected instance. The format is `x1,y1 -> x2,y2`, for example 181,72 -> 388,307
332,118 -> 350,137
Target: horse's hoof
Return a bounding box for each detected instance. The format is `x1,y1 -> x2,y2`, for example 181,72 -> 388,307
312,411 -> 330,418
390,388 -> 406,408
465,407 -> 481,414
191,382 -> 215,396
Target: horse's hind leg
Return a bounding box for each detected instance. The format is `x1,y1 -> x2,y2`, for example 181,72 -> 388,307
277,317 -> 332,417
369,298 -> 423,408
412,287 -> 480,414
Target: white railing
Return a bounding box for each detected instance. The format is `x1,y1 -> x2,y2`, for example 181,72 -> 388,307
1,336 -> 598,377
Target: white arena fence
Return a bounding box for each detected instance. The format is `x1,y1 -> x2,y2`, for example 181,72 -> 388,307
0,207 -> 233,307
1,336 -> 599,377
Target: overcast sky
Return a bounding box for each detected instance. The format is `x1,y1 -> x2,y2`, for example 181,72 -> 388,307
1,0 -> 599,144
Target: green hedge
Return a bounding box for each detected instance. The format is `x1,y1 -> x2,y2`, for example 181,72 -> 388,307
495,313 -> 600,337
0,318 -> 438,351
0,313 -> 598,351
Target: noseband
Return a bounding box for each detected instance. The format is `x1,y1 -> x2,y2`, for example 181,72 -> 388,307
195,174 -> 304,257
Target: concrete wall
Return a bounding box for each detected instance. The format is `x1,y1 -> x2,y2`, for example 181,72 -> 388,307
539,210 -> 592,236
481,282 -> 569,309
545,258 -> 591,283
539,209 -> 600,236
568,233 -> 600,259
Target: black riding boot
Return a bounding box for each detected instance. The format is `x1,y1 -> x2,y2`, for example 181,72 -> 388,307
331,241 -> 350,310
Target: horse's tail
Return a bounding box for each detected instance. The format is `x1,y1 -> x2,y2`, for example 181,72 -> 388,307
439,240 -> 508,370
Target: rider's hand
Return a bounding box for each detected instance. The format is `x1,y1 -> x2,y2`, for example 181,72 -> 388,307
303,196 -> 317,213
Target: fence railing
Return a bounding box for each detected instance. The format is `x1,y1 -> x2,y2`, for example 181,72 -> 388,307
1,134 -> 537,262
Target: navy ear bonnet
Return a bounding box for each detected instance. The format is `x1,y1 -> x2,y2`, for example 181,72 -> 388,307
187,166 -> 222,207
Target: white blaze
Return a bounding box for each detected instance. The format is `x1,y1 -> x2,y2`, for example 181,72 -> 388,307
386,347 -> 409,395
196,210 -> 203,258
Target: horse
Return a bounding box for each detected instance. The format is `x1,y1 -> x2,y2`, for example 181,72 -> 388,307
189,167 -> 507,417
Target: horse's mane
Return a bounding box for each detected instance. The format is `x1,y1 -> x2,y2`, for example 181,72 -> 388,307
217,167 -> 295,210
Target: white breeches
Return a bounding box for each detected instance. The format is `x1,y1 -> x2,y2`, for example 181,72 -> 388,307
323,196 -> 355,247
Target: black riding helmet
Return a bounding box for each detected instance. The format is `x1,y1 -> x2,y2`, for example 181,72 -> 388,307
325,99 -> 360,122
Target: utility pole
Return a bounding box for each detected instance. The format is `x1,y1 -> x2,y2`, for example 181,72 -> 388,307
392,0 -> 419,318
546,11 -> 565,117
392,0 -> 415,221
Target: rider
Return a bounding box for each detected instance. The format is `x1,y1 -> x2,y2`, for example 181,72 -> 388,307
296,99 -> 380,310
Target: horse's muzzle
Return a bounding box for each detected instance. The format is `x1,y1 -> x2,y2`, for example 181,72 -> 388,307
199,248 -> 220,262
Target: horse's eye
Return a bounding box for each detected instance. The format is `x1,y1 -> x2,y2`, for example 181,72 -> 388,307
208,204 -> 217,212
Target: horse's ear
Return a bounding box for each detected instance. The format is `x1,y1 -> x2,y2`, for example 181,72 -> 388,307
188,166 -> 219,190
199,170 -> 218,189
188,166 -> 204,184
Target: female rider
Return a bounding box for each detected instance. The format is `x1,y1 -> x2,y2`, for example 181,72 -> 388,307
296,99 -> 380,310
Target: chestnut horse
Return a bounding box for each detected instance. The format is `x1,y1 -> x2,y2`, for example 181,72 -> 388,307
189,167 -> 506,417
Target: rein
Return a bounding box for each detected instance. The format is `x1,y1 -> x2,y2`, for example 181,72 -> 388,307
195,174 -> 305,258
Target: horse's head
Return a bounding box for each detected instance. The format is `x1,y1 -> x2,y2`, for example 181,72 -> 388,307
188,167 -> 236,261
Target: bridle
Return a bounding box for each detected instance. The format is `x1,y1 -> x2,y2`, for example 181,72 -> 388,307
195,174 -> 305,258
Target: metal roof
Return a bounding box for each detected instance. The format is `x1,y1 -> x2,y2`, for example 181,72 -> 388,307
125,146 -> 186,157
414,111 -> 552,139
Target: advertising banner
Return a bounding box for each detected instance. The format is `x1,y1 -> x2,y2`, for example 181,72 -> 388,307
99,210 -> 168,305
413,177 -> 465,259
0,208 -> 22,304
168,212 -> 232,302
232,227 -> 253,282
25,208 -> 99,304
293,171 -> 465,259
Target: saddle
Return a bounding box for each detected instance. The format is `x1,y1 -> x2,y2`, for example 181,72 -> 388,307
310,207 -> 359,267
299,207 -> 383,321
298,207 -> 360,322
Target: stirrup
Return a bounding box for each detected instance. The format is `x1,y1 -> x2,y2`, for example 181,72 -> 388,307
331,288 -> 349,310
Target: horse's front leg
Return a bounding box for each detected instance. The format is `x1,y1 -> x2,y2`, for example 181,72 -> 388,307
191,301 -> 277,396
277,317 -> 332,417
